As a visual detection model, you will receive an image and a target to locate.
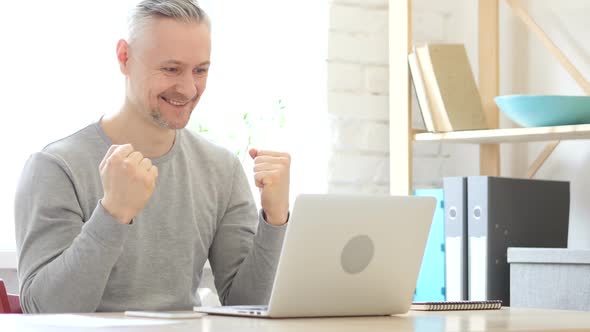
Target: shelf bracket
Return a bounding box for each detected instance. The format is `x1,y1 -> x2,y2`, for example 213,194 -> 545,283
526,140 -> 560,179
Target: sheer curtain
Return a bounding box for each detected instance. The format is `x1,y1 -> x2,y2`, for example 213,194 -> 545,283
0,0 -> 328,253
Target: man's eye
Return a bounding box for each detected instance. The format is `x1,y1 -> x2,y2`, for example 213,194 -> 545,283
163,67 -> 178,73
194,68 -> 209,75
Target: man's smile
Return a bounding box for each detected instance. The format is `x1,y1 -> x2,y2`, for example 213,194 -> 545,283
160,96 -> 191,107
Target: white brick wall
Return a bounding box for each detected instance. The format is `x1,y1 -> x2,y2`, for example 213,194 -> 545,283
331,118 -> 389,153
328,93 -> 388,121
365,66 -> 389,95
327,62 -> 364,91
329,152 -> 389,184
329,4 -> 388,33
327,1 -> 390,192
329,0 -> 388,9
327,0 -> 479,192
329,32 -> 389,64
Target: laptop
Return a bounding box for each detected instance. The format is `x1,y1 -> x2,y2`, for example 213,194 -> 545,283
194,194 -> 436,318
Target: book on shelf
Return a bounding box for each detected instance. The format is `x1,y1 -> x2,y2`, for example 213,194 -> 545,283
410,43 -> 489,132
410,300 -> 502,311
408,51 -> 436,132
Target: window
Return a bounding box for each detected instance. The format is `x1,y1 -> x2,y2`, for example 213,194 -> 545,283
0,1 -> 328,255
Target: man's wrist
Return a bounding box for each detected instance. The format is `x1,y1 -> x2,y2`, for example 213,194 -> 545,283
100,198 -> 132,225
263,210 -> 289,226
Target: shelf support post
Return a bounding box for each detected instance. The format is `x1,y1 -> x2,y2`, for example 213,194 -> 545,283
389,0 -> 412,194
479,0 -> 501,176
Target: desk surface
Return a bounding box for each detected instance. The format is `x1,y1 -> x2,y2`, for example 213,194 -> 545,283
2,308 -> 590,332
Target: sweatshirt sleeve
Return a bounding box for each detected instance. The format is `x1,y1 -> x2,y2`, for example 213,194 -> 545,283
208,157 -> 287,305
15,152 -> 130,313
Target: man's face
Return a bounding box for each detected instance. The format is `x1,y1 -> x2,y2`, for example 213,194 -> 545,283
122,17 -> 211,130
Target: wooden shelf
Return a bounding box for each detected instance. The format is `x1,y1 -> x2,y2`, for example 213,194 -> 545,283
413,124 -> 590,144
390,0 -> 589,194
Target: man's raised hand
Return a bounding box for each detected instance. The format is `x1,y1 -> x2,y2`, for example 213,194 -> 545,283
249,148 -> 290,226
100,144 -> 158,224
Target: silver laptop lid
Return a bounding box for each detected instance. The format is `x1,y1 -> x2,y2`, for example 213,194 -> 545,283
266,194 -> 436,317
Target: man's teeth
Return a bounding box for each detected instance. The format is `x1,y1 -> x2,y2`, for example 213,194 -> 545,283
164,97 -> 188,106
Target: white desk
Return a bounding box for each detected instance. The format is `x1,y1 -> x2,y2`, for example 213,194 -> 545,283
2,308 -> 590,332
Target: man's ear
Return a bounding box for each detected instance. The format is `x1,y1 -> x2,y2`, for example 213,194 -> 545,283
116,39 -> 130,75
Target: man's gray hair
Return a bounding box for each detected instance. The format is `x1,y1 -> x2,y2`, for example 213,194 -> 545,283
128,0 -> 210,42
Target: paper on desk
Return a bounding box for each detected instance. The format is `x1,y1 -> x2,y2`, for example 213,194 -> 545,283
24,314 -> 181,327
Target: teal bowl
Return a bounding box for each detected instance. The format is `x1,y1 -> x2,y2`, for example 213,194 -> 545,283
495,95 -> 590,127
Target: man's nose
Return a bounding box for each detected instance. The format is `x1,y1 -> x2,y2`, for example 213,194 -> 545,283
176,72 -> 198,100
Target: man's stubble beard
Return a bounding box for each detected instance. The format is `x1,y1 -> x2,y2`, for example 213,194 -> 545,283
149,106 -> 194,130
149,107 -> 172,129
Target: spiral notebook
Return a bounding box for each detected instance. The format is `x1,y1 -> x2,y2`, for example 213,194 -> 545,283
410,300 -> 502,311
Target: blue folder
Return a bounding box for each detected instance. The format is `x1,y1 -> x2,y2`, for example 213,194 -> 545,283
413,188 -> 446,302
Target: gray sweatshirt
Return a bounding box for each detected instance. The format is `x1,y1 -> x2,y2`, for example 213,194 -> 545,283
14,121 -> 286,313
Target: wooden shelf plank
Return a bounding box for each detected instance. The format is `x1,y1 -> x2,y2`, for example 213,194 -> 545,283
413,124 -> 590,143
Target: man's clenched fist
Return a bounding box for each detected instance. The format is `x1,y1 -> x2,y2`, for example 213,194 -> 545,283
99,144 -> 158,224
249,149 -> 290,226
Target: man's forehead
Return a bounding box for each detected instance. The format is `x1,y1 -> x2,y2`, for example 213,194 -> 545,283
160,59 -> 210,67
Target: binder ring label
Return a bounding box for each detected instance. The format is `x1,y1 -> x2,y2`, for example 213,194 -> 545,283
473,206 -> 482,219
449,207 -> 457,219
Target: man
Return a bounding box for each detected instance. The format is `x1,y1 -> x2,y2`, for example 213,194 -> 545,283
15,0 -> 290,313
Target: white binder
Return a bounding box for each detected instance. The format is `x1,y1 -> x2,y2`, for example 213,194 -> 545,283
443,177 -> 468,301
